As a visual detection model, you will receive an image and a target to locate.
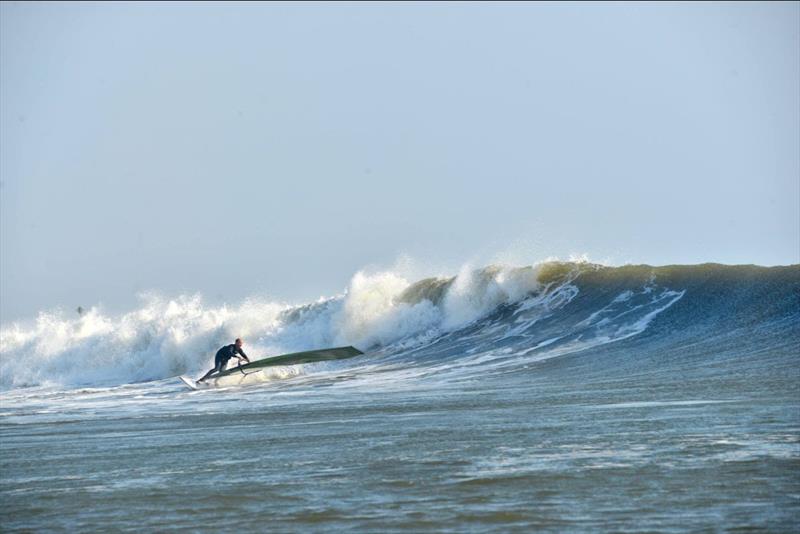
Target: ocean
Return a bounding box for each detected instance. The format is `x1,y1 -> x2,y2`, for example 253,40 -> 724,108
1,261 -> 798,532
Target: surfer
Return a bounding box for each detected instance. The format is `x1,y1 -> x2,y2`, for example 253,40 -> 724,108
198,338 -> 251,382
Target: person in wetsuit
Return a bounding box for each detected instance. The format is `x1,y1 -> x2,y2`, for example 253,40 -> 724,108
198,338 -> 251,382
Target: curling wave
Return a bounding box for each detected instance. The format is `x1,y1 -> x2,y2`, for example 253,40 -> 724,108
1,261 -> 798,389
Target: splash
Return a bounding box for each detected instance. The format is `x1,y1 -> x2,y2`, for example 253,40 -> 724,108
2,261 -> 796,389
0,263 -> 549,388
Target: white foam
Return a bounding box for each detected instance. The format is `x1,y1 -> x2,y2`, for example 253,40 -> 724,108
0,262 -> 552,389
0,259 -> 689,390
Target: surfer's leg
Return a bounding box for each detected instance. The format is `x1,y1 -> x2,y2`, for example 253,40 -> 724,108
198,366 -> 217,382
198,358 -> 225,382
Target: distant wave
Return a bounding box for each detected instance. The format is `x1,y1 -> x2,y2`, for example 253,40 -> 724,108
1,262 -> 798,389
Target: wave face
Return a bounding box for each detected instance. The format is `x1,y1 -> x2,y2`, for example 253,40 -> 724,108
1,262 -> 798,389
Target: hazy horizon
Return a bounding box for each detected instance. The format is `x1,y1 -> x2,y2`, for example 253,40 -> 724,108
2,2 -> 798,322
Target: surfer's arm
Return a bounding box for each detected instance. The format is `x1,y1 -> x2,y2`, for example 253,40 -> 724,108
236,347 -> 250,363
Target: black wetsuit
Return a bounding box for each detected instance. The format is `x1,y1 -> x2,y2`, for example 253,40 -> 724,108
199,344 -> 250,381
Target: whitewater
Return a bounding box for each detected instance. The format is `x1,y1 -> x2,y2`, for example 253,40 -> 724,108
1,261 -> 799,532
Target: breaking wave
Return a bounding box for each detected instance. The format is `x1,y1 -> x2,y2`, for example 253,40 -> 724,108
1,261 -> 798,389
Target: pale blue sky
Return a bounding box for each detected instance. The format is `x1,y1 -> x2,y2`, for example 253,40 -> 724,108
1,2 -> 798,321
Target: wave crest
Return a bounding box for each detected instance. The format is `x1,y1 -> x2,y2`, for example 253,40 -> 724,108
2,261 -> 797,389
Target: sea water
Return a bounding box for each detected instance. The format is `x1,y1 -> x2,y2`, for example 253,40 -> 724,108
1,262 -> 798,532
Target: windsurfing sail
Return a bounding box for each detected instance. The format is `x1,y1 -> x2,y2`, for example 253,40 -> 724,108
209,345 -> 364,379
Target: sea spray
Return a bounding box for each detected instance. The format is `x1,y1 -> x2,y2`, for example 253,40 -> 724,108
2,262 -> 797,389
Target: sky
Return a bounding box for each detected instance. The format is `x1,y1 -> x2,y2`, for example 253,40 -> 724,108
1,1 -> 798,322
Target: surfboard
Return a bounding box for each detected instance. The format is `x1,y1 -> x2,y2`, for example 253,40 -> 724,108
179,376 -> 201,390
179,345 -> 364,389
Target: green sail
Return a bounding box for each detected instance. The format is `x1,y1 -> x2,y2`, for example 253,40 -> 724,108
211,346 -> 364,379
